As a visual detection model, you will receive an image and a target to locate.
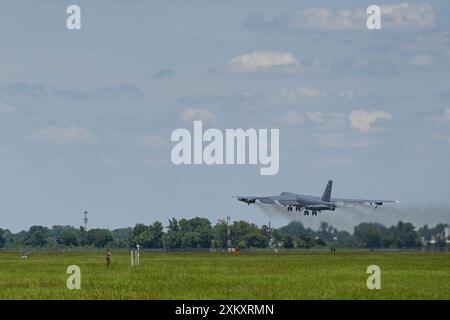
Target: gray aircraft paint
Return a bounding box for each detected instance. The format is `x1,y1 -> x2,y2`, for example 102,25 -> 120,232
236,180 -> 398,215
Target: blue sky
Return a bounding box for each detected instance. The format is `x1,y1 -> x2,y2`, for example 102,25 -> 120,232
1,0 -> 449,231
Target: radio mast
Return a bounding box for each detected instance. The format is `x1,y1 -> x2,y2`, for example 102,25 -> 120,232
83,211 -> 88,231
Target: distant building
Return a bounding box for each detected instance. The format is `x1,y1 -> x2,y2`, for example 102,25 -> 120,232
430,226 -> 450,245
429,235 -> 436,244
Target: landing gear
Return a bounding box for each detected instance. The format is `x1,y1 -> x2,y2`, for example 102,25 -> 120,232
304,210 -> 320,216
295,207 -> 301,212
287,206 -> 293,212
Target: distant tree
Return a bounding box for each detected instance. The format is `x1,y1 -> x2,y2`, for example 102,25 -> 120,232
179,217 -> 213,248
418,223 -> 448,242
260,224 -> 272,243
25,226 -> 51,247
388,221 -> 420,248
162,217 -> 215,249
317,222 -> 338,242
111,227 -> 133,248
86,229 -> 113,248
10,230 -> 27,247
353,223 -> 389,248
283,235 -> 294,248
57,227 -> 81,246
164,218 -> 182,249
132,223 -> 148,245
314,237 -> 327,246
334,230 -> 356,247
417,224 -> 431,241
297,234 -> 314,249
141,221 -> 164,248
278,221 -> 308,236
51,225 -> 66,241
212,220 -> 228,248
78,226 -> 88,246
181,231 -> 201,248
244,232 -> 268,248
167,218 -> 179,232
270,229 -> 283,248
230,220 -> 262,248
2,219 -> 446,250
0,230 -> 5,247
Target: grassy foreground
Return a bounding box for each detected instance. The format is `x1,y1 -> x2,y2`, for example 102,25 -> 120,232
0,251 -> 448,299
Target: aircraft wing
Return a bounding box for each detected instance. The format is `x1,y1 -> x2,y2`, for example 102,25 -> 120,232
331,198 -> 399,207
235,196 -> 276,204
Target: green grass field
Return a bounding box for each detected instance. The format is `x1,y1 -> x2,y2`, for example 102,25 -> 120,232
0,251 -> 448,299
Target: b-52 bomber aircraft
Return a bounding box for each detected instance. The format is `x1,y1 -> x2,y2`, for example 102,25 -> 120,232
236,180 -> 398,216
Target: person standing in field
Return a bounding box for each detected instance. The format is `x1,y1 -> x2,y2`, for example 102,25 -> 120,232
105,249 -> 112,267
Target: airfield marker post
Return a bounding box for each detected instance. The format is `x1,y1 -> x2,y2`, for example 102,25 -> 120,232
131,245 -> 140,267
136,244 -> 140,266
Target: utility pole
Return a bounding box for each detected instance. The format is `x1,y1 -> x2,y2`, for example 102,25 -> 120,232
83,211 -> 88,231
226,215 -> 231,251
268,221 -> 274,247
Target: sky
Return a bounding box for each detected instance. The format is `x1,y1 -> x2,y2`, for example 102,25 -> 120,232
0,0 -> 449,232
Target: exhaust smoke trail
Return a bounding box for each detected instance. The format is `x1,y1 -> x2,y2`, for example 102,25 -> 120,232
255,202 -> 295,220
253,202 -> 450,232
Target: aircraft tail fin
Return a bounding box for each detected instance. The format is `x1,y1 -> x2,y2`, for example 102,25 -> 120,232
322,180 -> 333,202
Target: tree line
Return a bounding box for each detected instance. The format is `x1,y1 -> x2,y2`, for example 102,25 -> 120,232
0,218 -> 448,250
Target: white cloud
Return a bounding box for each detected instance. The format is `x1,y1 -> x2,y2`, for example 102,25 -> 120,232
268,86 -> 326,106
306,112 -> 326,124
381,3 -> 435,30
227,51 -> 299,73
0,101 -> 16,113
431,107 -> 450,124
316,133 -> 371,148
409,32 -> 450,62
338,90 -> 356,100
283,7 -> 366,31
349,110 -> 392,133
441,108 -> 450,122
54,84 -> 144,100
181,108 -> 216,122
431,133 -> 450,144
276,86 -> 324,104
442,108 -> 450,122
275,111 -> 304,125
409,54 -> 434,67
306,112 -> 347,130
31,126 -> 99,144
248,3 -> 435,31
